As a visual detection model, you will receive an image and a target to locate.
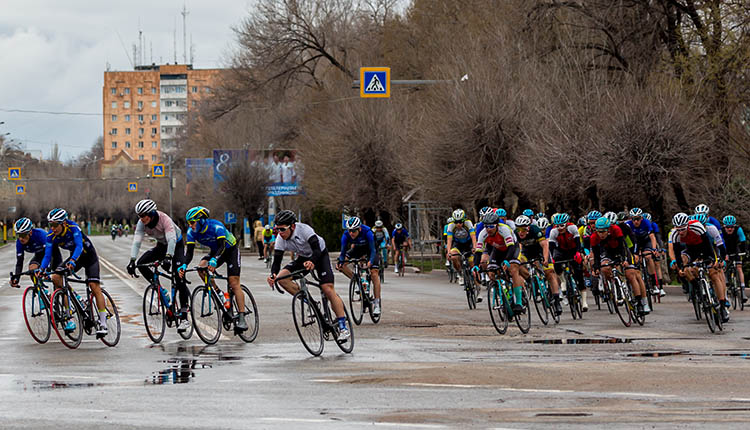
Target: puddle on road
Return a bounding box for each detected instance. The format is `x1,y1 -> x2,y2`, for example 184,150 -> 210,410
536,412 -> 592,417
146,358 -> 210,385
525,338 -> 633,344
627,351 -> 750,358
627,351 -> 687,357
28,380 -> 106,390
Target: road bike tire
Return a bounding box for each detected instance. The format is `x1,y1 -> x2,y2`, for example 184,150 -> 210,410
603,281 -> 615,315
565,275 -> 580,320
700,280 -> 717,333
488,282 -> 508,334
292,291 -> 324,356
398,254 -> 405,277
191,285 -> 223,344
741,283 -> 746,311
335,300 -> 355,354
172,287 -> 194,340
96,288 -> 121,347
348,277 -> 365,325
531,277 -> 549,326
23,286 -> 51,344
50,289 -> 83,349
691,285 -> 702,321
515,287 -> 531,334
464,268 -> 476,310
142,285 -> 166,344
237,285 -> 260,343
729,272 -> 739,310
612,278 -> 632,328
631,292 -> 645,326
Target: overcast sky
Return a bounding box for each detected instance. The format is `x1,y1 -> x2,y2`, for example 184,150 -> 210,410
0,0 -> 255,160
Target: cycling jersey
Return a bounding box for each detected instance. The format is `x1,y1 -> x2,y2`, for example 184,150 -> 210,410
722,226 -> 747,255
516,225 -> 545,259
474,221 -> 485,238
130,210 -> 182,259
263,228 -> 273,238
476,223 -> 515,253
669,221 -> 717,266
625,218 -> 657,252
548,223 -> 580,252
707,216 -> 722,231
372,227 -> 390,246
274,222 -> 326,259
15,228 -> 48,275
590,224 -> 628,268
446,220 -> 475,244
272,222 -> 331,283
185,219 -> 237,254
40,220 -> 95,269
392,228 -> 410,245
339,225 -> 377,265
615,221 -> 636,251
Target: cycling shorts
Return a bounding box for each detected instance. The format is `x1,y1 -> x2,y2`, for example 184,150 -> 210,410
488,245 -> 520,265
284,251 -> 335,285
62,250 -> 100,283
450,241 -> 473,255
201,245 -> 241,277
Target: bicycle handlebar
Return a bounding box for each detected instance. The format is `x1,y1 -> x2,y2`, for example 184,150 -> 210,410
272,269 -> 321,295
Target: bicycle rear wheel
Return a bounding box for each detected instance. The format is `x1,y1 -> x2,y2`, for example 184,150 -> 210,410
292,291 -> 324,356
348,277 -> 365,325
191,286 -> 222,344
23,286 -> 51,344
173,287 -> 194,340
335,300 -> 355,354
96,288 -> 121,347
729,273 -> 739,310
612,278 -> 632,327
515,287 -> 531,333
531,277 -> 549,326
236,285 -> 259,342
50,289 -> 83,349
142,284 -> 166,344
488,282 -> 508,334
464,268 -> 476,310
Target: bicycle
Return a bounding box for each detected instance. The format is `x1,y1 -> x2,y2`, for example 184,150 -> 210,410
273,269 -> 354,356
459,251 -> 480,309
137,262 -> 194,344
637,251 -> 659,309
345,258 -> 380,325
12,269 -> 53,344
395,244 -> 406,277
485,264 -> 531,334
186,267 -> 259,345
522,259 -> 558,325
48,268 -> 121,349
689,260 -> 723,333
725,253 -> 745,311
556,259 -> 583,320
599,261 -> 644,327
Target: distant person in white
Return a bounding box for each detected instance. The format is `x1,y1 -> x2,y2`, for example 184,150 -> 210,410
270,153 -> 282,183
281,154 -> 296,184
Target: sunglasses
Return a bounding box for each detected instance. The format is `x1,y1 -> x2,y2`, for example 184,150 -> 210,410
348,228 -> 360,233
555,224 -> 566,228
18,232 -> 30,239
676,226 -> 688,232
49,221 -> 61,228
725,226 -> 736,229
485,224 -> 497,229
275,226 -> 290,232
517,227 -> 528,232
632,217 -> 642,221
596,228 -> 609,233
454,220 -> 464,224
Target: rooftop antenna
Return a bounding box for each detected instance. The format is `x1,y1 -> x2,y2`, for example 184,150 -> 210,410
138,18 -> 143,67
115,30 -> 134,68
190,33 -> 194,64
150,41 -> 153,63
132,44 -> 137,69
181,3 -> 189,64
173,17 -> 177,63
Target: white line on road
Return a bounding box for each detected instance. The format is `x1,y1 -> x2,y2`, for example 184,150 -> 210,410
310,379 -> 343,383
260,417 -> 446,428
406,382 -> 483,388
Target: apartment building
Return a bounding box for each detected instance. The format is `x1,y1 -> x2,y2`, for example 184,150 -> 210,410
102,63 -> 221,164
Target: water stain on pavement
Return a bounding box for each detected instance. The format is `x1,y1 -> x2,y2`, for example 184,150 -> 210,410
525,338 -> 634,344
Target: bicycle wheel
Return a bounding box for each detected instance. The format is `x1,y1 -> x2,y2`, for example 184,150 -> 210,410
515,287 -> 531,333
335,300 -> 355,354
604,281 -> 615,314
531,277 -> 549,326
691,285 -> 702,321
612,278 -> 632,327
464,268 -> 476,310
348,277 -> 365,325
50,289 -> 83,349
142,284 -> 166,344
191,286 -> 222,344
741,283 -> 746,311
631,290 -> 645,326
729,272 -> 739,310
22,286 -> 51,344
95,288 -> 121,347
488,282 -> 508,334
398,254 -> 405,277
237,285 -> 259,343
292,291 -> 324,356
173,287 -> 194,340
699,280 -> 717,333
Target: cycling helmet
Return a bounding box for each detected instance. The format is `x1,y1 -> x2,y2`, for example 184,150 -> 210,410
536,212 -> 546,220
452,209 -> 466,222
595,216 -> 610,230
483,212 -> 500,224
395,223 -> 403,229
629,207 -> 643,217
604,211 -> 617,225
672,212 -> 690,227
264,224 -> 270,229
479,206 -> 491,218
552,213 -> 569,225
691,213 -> 707,225
375,220 -> 384,227
578,216 -> 587,227
522,209 -> 534,217
346,216 -> 362,230
47,208 -> 68,222
14,217 -> 33,234
515,215 -> 532,227
587,210 -> 602,221
275,210 -> 297,226
643,213 -> 652,221
447,217 -> 454,224
185,206 -> 210,222
723,215 -> 737,226
537,217 -> 550,229
495,208 -> 507,217
695,203 -> 709,215
617,211 -> 628,222
135,199 -> 157,216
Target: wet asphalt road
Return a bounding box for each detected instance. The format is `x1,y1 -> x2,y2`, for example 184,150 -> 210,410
3,236 -> 750,429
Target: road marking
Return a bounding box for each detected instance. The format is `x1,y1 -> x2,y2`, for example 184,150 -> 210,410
0,337 -> 19,341
260,418 -> 446,428
406,383 -> 483,388
610,392 -> 676,398
311,379 -> 343,383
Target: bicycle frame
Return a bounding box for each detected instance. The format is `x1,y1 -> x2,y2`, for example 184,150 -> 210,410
190,268 -> 241,325
274,270 -> 340,337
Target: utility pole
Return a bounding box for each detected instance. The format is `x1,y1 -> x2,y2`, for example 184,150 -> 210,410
181,3 -> 189,64
168,155 -> 173,219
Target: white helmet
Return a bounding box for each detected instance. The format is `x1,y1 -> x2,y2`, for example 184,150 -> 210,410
537,217 -> 550,229
14,218 -> 33,234
514,215 -> 532,227
346,216 -> 362,230
604,211 -> 618,225
264,224 -> 270,229
135,199 -> 157,216
695,204 -> 709,215
374,220 -> 384,227
673,212 -> 690,227
47,208 -> 68,223
452,209 -> 466,222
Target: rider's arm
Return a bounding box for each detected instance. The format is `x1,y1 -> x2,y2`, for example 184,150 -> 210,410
270,249 -> 285,275
338,232 -> 348,263
308,234 -> 323,262
209,237 -> 227,259
541,238 -> 550,264
163,219 -> 178,257
70,226 -> 84,264
14,241 -> 24,275
184,243 -> 195,266
592,244 -> 602,270
649,232 -> 658,251
40,235 -> 54,270
130,220 -> 146,259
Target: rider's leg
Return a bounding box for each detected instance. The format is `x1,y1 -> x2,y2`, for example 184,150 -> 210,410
338,262 -> 354,279
709,267 -> 727,302
228,275 -> 244,311
321,283 -> 346,318
509,262 -> 524,306
276,268 -> 301,295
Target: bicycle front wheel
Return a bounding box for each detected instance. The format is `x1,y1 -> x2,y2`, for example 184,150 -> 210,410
515,287 -> 531,334
23,286 -> 51,344
464,268 -> 476,310
142,284 -> 166,344
237,285 -> 259,343
335,299 -> 354,354
191,286 -> 222,344
50,289 -> 83,349
531,277 -> 549,326
612,278 -> 632,327
96,288 -> 121,347
488,282 -> 508,334
292,291 -> 324,356
348,277 -> 365,325
173,286 -> 194,340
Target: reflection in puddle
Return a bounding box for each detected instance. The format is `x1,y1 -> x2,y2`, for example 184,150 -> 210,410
28,380 -> 104,390
525,338 -> 633,344
146,359 -> 209,385
627,351 -> 687,357
627,351 -> 750,358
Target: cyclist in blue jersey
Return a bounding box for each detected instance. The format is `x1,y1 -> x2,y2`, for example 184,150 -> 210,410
178,206 -> 248,332
446,209 -> 478,286
337,217 -> 382,316
391,223 -> 412,274
41,209 -> 108,336
10,218 -> 58,288
626,208 -> 665,297
722,215 -> 747,302
695,203 -> 722,231
443,216 -> 454,266
643,212 -> 668,290
372,220 -> 390,269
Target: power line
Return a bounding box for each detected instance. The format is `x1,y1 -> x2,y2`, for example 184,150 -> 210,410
0,108 -> 101,116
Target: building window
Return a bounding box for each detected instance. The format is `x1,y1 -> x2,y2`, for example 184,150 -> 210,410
137,87 -> 143,95
151,101 -> 157,108
151,155 -> 157,161
204,87 -> 211,93
125,114 -> 131,121
111,115 -> 117,121
137,101 -> 143,109
111,101 -> 117,109
176,114 -> 186,121
138,114 -> 143,122
192,100 -> 197,107
163,114 -> 169,121
125,141 -> 131,148
138,128 -> 144,136
139,155 -> 144,160
138,141 -> 144,148
125,128 -> 131,135
152,87 -> 157,94
111,142 -> 117,149
161,86 -> 170,94
151,128 -> 157,135
151,114 -> 157,121
161,127 -> 166,134
124,101 -> 130,109
110,87 -> 116,95
110,128 -> 117,135
151,141 -> 157,148
165,100 -> 173,107
192,86 -> 198,93
124,88 -> 130,95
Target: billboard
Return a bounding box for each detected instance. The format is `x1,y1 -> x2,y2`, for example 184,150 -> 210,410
185,158 -> 213,184
261,149 -> 302,196
213,149 -> 249,184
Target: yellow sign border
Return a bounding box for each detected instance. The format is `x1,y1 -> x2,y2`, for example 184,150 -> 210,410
360,67 -> 390,98
15,185 -> 25,195
152,164 -> 165,177
128,182 -> 138,192
8,167 -> 20,180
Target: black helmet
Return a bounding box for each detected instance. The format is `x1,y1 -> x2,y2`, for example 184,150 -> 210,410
616,211 -> 628,222
483,212 -> 500,224
275,210 -> 297,226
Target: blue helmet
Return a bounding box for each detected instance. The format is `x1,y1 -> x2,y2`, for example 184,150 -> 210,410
690,213 -> 707,225
14,217 -> 33,234
723,215 -> 737,226
595,216 -> 610,230
536,212 -> 546,220
643,213 -> 652,221
495,208 -> 507,218
629,207 -> 643,217
578,216 -> 587,227
587,210 -> 602,221
186,206 -> 210,222
479,206 -> 491,218
346,216 -> 361,230
47,208 -> 68,223
552,213 -> 569,225
522,209 -> 534,217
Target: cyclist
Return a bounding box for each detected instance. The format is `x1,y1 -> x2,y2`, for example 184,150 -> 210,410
110,224 -> 118,241
548,213 -> 587,310
626,208 -> 665,297
443,216 -> 454,267
10,218 -> 56,288
515,215 -> 561,315
391,223 -> 412,274
178,206 -> 248,332
373,220 -> 390,268
591,216 -> 650,314
721,215 -> 747,302
669,212 -> 728,322
266,210 -> 350,341
446,209 -> 478,286
476,211 -> 524,313
643,212 -> 669,292
262,224 -> 275,262
695,203 -> 722,231
126,199 -> 190,333
41,208 -> 109,337
336,216 -> 382,316
537,216 -> 551,238
474,207 -> 492,239
495,208 -> 516,230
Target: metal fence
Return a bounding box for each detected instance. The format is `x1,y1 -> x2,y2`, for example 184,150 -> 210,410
405,201 -> 452,271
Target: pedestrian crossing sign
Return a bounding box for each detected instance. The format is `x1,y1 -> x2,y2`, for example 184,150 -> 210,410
152,164 -> 165,177
360,67 -> 390,98
128,182 -> 137,192
8,167 -> 20,180
15,185 -> 25,195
